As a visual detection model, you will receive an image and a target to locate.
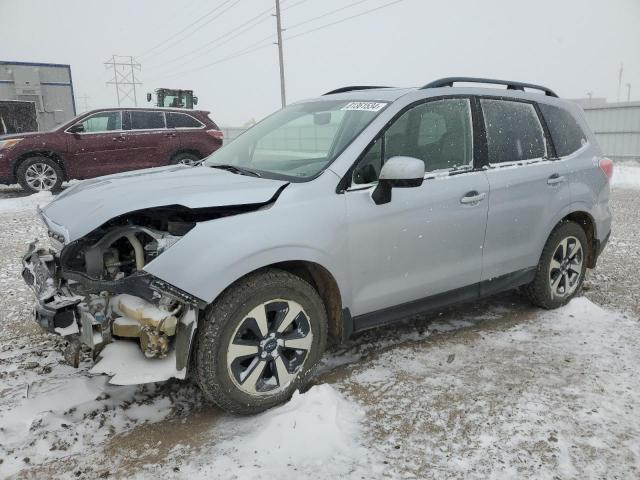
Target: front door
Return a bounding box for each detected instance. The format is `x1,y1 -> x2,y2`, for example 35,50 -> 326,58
65,110 -> 131,179
345,97 -> 490,319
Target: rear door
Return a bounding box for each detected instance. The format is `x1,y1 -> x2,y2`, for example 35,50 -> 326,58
124,110 -> 180,169
480,98 -> 571,282
65,110 -> 131,178
166,111 -> 212,155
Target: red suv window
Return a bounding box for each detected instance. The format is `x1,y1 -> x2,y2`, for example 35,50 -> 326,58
129,111 -> 165,130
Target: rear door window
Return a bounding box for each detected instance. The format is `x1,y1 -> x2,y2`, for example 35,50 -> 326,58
481,99 -> 546,163
166,112 -> 202,128
129,111 -> 165,130
538,103 -> 587,157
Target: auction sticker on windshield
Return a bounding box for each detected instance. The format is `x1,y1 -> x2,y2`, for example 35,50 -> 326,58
341,102 -> 388,112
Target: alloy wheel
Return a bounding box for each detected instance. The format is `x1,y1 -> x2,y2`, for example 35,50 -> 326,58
24,162 -> 58,191
178,157 -> 201,166
549,235 -> 583,299
226,299 -> 313,396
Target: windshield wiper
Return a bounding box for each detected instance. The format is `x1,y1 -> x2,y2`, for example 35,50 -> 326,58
208,164 -> 261,177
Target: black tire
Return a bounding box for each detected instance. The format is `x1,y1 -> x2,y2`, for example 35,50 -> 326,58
170,152 -> 201,166
16,156 -> 64,194
524,221 -> 589,309
194,269 -> 328,414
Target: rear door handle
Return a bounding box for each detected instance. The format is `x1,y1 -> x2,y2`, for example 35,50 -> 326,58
112,136 -> 126,142
460,191 -> 487,204
547,173 -> 565,185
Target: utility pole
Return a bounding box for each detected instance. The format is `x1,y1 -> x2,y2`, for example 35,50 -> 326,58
274,0 -> 286,108
105,55 -> 142,107
617,62 -> 623,102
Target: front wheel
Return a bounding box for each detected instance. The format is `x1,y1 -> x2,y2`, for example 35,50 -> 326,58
17,156 -> 64,194
524,221 -> 588,309
194,269 -> 328,414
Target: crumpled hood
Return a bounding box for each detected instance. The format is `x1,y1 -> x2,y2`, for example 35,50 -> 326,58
41,165 -> 288,241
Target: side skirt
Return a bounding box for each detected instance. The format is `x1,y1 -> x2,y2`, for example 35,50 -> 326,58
341,267 -> 536,339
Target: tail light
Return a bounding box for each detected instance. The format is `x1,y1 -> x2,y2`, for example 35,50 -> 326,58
206,129 -> 224,141
599,157 -> 613,180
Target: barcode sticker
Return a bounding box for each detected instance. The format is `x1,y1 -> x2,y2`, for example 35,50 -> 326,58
341,102 -> 388,112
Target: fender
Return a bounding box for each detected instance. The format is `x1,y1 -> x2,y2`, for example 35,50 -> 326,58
535,201 -> 597,262
12,149 -> 69,182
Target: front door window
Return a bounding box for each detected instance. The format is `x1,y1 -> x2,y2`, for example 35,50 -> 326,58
353,98 -> 474,185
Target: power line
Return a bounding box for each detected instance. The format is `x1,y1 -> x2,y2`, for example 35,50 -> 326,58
286,0 -> 376,31
148,0 -> 406,82
137,0 -> 242,60
286,0 -> 406,40
145,5 -> 275,72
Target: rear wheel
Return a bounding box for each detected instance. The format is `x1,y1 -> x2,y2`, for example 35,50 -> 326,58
524,221 -> 588,309
170,152 -> 201,166
194,269 -> 328,414
17,156 -> 64,194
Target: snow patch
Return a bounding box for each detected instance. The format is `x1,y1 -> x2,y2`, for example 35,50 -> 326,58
153,384 -> 381,479
90,339 -> 186,385
0,190 -> 52,213
611,163 -> 640,189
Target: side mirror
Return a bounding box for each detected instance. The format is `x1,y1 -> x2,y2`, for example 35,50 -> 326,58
146,93 -> 152,102
193,96 -> 198,105
371,156 -> 425,205
67,123 -> 85,134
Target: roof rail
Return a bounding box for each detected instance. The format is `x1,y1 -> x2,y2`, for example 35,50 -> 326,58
323,85 -> 392,95
420,77 -> 558,97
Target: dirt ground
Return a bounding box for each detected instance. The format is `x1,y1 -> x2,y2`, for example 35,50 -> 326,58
0,185 -> 638,479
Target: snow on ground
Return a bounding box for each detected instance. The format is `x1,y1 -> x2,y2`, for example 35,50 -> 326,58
0,185 -> 639,478
611,163 -> 640,189
136,384 -> 381,480
0,190 -> 52,213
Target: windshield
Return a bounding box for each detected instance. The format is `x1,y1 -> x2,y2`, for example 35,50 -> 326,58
203,100 -> 388,180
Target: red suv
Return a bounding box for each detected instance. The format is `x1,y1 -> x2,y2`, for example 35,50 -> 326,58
0,107 -> 223,193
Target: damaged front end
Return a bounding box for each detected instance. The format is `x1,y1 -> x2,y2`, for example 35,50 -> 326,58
22,207 -> 207,383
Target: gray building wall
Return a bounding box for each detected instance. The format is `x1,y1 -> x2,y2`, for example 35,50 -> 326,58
0,61 -> 76,132
580,101 -> 640,163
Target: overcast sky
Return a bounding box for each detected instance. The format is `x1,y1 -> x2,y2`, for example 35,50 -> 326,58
2,0 -> 639,125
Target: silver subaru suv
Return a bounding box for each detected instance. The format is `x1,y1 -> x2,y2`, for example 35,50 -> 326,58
22,77 -> 612,414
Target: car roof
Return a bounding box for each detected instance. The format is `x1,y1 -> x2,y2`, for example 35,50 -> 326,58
84,107 -> 210,115
315,78 -> 569,108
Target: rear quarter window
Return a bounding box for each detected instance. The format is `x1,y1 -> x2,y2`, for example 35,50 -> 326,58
538,103 -> 587,157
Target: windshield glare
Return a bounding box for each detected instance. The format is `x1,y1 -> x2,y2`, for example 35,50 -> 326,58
204,100 -> 387,179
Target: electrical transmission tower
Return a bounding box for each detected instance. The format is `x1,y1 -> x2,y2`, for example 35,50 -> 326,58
105,55 -> 142,106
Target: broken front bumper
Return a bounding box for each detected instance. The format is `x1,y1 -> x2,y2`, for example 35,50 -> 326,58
21,241 -> 198,380
22,240 -> 81,333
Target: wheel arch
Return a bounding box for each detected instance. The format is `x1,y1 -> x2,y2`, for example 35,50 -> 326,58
561,210 -> 597,268
13,150 -> 68,182
542,204 -> 598,269
208,260 -> 345,343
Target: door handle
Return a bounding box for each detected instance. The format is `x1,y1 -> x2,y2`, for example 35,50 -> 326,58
460,191 -> 487,204
164,133 -> 177,138
111,136 -> 126,142
547,173 -> 565,185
